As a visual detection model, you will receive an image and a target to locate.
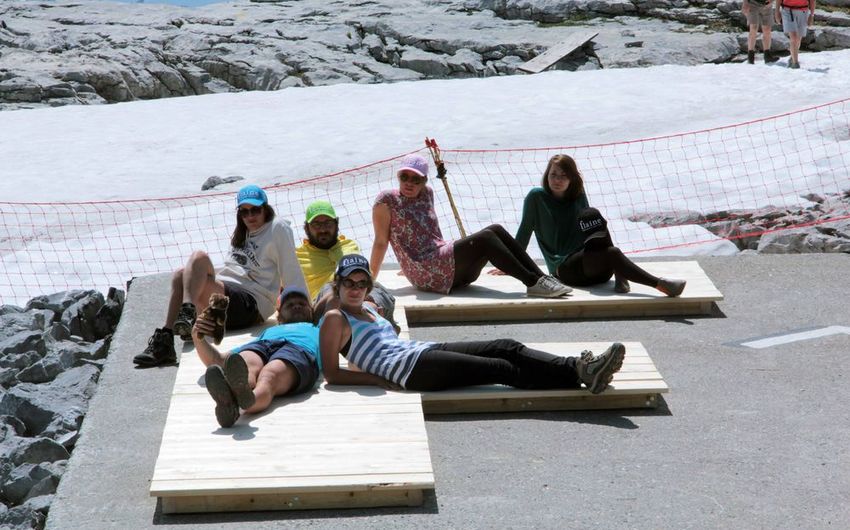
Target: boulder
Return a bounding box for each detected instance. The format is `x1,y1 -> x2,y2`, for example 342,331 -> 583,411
0,436 -> 70,467
0,365 -> 99,437
61,291 -> 105,342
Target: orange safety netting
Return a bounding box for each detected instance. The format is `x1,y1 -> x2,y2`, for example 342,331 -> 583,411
1,98 -> 849,305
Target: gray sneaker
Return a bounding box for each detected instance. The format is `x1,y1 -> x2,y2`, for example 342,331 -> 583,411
575,343 -> 626,394
205,365 -> 239,428
224,354 -> 256,410
527,275 -> 571,298
657,278 -> 686,297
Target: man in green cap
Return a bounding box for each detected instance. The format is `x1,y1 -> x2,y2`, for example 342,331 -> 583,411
296,200 -> 399,333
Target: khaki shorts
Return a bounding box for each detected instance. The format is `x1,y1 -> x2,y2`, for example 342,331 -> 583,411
745,0 -> 774,27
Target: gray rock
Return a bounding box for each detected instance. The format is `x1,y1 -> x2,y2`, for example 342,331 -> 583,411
399,46 -> 452,76
1,416 -> 26,441
0,365 -> 99,437
0,436 -> 70,467
1,462 -> 61,505
60,291 -> 105,342
0,504 -> 44,529
47,322 -> 70,342
25,291 -> 91,316
22,493 -> 53,514
201,175 -> 244,191
0,305 -> 24,316
0,368 -> 18,388
0,330 -> 45,357
92,287 -> 124,339
629,210 -> 708,227
0,351 -> 41,371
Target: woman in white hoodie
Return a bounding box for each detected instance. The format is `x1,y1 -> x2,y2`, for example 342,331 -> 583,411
134,184 -> 307,367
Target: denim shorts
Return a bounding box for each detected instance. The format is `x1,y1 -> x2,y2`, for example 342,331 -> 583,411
781,7 -> 809,38
232,340 -> 319,395
223,282 -> 261,329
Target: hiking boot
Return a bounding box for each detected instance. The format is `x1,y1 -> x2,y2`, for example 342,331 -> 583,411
527,275 -> 571,298
205,365 -> 240,428
790,61 -> 800,69
656,278 -> 686,297
224,354 -> 256,410
764,50 -> 778,63
576,343 -> 626,394
133,328 -> 176,367
173,302 -> 197,342
747,50 -> 755,64
614,277 -> 631,294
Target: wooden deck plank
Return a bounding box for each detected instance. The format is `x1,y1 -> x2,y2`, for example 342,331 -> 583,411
151,329 -> 435,514
378,261 -> 722,324
518,31 -> 599,73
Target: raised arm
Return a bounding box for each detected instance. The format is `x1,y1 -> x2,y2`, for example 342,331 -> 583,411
370,203 -> 391,280
192,316 -> 227,367
319,310 -> 394,387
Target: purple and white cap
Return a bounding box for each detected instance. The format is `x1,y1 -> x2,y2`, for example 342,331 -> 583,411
397,154 -> 429,178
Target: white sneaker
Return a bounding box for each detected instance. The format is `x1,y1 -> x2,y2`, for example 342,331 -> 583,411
527,275 -> 571,298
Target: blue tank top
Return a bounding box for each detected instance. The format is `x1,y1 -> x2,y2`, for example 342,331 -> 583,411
341,305 -> 434,387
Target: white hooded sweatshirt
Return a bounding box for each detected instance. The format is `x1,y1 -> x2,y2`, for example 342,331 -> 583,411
217,218 -> 307,319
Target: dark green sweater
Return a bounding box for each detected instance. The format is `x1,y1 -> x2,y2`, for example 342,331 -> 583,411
515,187 -> 589,274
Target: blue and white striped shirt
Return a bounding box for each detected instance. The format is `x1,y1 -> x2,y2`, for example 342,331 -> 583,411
341,305 -> 434,387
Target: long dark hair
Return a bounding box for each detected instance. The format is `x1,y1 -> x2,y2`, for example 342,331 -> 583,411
542,154 -> 584,201
231,203 -> 276,248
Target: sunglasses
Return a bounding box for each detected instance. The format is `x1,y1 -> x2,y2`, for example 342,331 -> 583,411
398,173 -> 426,185
341,278 -> 370,290
237,205 -> 263,217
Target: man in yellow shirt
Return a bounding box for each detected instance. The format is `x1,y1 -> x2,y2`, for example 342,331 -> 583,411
296,201 -> 399,332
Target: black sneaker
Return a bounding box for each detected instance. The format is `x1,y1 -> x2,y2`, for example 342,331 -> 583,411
764,50 -> 778,63
205,365 -> 240,428
224,354 -> 256,410
575,343 -> 626,394
747,50 -> 755,64
173,303 -> 197,342
133,328 -> 177,367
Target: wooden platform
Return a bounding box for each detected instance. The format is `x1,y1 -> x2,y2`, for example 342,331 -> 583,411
150,327 -> 435,514
150,313 -> 671,513
379,261 -> 723,324
518,31 -> 599,74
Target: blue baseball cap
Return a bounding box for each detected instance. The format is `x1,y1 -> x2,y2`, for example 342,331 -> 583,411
336,254 -> 371,278
236,184 -> 268,207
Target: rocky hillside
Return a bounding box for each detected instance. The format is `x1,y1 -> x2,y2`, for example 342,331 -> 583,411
1,0 -> 849,110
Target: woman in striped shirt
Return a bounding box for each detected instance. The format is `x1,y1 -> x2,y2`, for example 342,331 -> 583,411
319,254 -> 626,394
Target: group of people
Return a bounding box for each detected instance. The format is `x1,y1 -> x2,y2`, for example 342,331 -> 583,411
135,154 -> 687,428
743,0 -> 815,68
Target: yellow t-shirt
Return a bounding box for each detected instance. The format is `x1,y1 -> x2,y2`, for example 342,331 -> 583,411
296,236 -> 361,299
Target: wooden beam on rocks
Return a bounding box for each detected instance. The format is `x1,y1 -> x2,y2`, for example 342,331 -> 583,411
518,31 -> 599,74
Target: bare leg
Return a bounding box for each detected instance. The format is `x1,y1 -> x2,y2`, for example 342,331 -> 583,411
748,24 -> 758,51
762,25 -> 772,51
790,32 -> 801,64
163,267 -> 185,328
181,250 -> 226,313
244,360 -> 298,414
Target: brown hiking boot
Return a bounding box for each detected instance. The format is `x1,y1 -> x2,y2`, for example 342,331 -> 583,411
224,354 -> 256,410
205,365 -> 239,428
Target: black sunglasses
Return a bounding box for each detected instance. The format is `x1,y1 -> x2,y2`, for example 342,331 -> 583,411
341,278 -> 370,290
237,205 -> 263,217
398,173 -> 426,185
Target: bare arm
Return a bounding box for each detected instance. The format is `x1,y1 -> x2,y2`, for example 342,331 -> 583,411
319,310 -> 398,388
192,315 -> 227,367
370,203 -> 391,280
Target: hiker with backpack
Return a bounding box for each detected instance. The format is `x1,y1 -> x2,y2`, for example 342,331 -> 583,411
743,0 -> 778,64
506,154 -> 686,297
776,0 -> 815,69
134,184 -> 307,367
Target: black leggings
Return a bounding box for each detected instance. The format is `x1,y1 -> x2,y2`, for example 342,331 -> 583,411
404,339 -> 580,391
452,224 -> 545,288
556,246 -> 659,288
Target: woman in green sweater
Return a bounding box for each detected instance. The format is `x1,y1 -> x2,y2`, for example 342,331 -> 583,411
514,154 -> 686,296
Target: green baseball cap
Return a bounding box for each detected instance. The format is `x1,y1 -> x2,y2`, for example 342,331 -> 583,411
305,200 -> 338,223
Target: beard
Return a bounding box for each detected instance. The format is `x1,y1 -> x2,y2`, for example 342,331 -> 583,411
307,226 -> 339,250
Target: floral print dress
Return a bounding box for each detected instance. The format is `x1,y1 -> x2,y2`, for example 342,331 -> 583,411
375,187 -> 455,294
